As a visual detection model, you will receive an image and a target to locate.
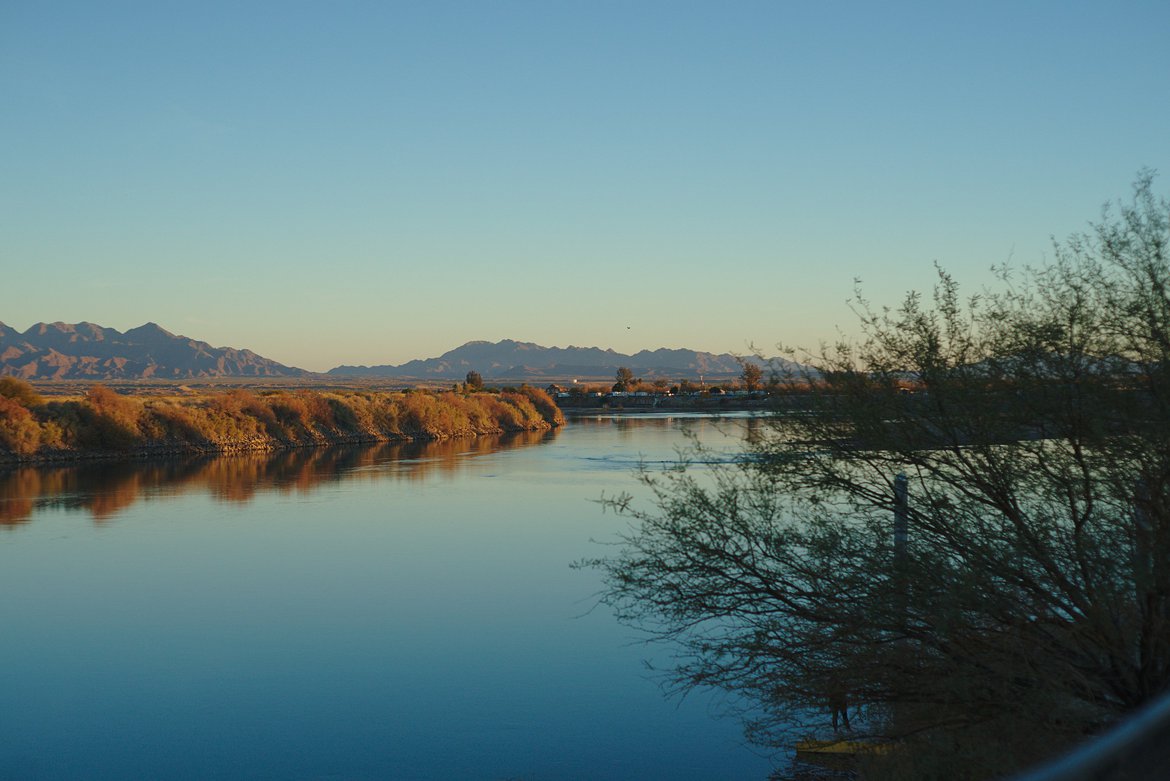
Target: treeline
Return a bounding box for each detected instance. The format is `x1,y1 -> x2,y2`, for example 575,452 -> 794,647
0,378 -> 564,461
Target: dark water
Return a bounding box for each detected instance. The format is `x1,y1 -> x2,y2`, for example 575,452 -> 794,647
0,414 -> 776,780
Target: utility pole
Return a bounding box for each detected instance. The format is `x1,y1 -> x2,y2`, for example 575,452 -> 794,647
894,472 -> 908,567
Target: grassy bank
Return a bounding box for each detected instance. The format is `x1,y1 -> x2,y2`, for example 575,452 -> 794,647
0,379 -> 564,463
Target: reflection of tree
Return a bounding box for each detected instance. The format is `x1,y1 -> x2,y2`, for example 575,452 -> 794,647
565,414 -> 741,443
0,462 -> 144,526
742,415 -> 766,447
0,468 -> 36,526
0,428 -> 557,527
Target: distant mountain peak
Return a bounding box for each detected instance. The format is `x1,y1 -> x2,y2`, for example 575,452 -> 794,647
0,321 -> 310,380
124,322 -> 176,341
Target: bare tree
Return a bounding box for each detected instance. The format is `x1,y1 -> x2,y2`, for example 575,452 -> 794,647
739,360 -> 764,392
586,174 -> 1170,778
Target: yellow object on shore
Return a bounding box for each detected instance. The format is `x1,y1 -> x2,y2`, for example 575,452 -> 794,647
795,738 -> 892,756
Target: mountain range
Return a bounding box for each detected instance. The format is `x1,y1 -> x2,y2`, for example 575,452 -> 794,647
0,321 -> 310,380
328,339 -> 792,381
0,322 -> 795,382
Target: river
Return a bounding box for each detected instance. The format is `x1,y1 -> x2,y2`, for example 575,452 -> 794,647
0,413 -> 778,780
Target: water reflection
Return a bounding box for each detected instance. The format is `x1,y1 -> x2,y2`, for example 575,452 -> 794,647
0,413 -> 776,781
0,428 -> 555,527
566,411 -> 757,436
566,412 -> 762,471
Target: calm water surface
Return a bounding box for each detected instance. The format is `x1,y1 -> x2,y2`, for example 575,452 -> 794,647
0,414 -> 777,780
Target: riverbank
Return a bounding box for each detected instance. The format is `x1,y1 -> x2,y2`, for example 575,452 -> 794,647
555,391 -> 819,414
0,380 -> 564,465
558,398 -> 774,413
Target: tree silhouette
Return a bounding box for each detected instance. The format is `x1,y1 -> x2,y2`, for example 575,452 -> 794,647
588,174 -> 1170,777
739,361 -> 763,392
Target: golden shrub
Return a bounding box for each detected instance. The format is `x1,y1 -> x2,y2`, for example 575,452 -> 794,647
0,396 -> 41,455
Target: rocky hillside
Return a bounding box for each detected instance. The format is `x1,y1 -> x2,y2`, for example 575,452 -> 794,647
0,321 -> 310,379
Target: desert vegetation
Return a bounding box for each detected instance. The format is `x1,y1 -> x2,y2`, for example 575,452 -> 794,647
0,381 -> 563,462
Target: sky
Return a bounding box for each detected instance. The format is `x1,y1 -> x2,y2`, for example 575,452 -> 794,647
3,1 -> 1169,373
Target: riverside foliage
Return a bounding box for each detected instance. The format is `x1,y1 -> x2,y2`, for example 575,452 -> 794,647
0,383 -> 563,460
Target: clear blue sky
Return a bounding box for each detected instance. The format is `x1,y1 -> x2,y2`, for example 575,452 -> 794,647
3,1 -> 1168,372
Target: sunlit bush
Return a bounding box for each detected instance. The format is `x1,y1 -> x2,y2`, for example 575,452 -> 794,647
511,386 -> 565,426
298,391 -> 335,429
0,384 -> 563,460
80,385 -> 142,450
0,396 -> 40,455
152,403 -> 215,445
0,378 -> 43,408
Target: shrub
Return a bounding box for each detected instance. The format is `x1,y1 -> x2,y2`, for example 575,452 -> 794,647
81,385 -> 142,450
268,394 -> 311,435
325,396 -> 360,432
298,391 -> 335,428
2,385 -> 561,458
152,403 -> 213,445
512,385 -> 565,426
0,378 -> 42,407
0,396 -> 41,455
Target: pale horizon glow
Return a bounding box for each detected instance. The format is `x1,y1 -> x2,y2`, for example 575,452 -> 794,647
3,2 -> 1168,372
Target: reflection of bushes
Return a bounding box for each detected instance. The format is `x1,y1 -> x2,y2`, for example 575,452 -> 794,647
0,428 -> 556,525
0,382 -> 563,461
